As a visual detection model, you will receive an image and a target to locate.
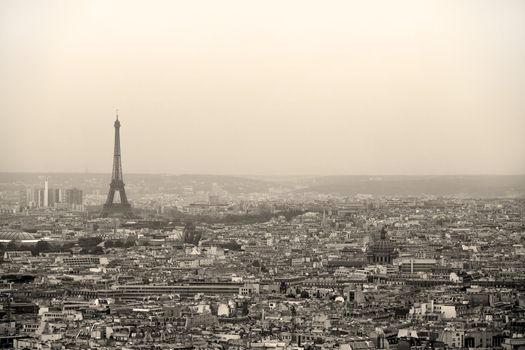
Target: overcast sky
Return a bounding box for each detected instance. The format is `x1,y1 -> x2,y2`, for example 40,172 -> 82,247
1,0 -> 524,175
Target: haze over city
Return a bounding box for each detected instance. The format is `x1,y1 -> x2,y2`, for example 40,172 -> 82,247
1,0 -> 525,175
2,2 -> 525,350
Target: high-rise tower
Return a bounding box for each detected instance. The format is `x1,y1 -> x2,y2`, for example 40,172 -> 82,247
43,178 -> 49,207
101,112 -> 133,218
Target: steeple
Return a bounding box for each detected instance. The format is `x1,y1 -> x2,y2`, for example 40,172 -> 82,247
380,225 -> 387,240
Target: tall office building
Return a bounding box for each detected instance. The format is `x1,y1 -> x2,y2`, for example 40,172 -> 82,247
19,188 -> 37,208
65,188 -> 83,205
43,178 -> 49,207
48,188 -> 61,207
36,188 -> 45,207
21,181 -> 83,209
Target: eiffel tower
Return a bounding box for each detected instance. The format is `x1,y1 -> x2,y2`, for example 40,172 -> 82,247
101,112 -> 133,218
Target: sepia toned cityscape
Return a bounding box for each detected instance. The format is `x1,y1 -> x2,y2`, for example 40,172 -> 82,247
1,1 -> 525,350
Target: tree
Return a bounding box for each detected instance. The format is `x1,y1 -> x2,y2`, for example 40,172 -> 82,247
6,241 -> 18,251
279,282 -> 287,293
182,222 -> 202,245
220,240 -> 241,251
123,239 -> 135,248
32,240 -> 51,255
91,246 -> 104,255
78,237 -> 103,249
290,305 -> 296,316
105,240 -> 122,248
241,301 -> 249,315
61,242 -> 75,251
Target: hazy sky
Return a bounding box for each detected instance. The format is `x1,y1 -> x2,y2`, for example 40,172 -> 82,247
1,0 -> 524,175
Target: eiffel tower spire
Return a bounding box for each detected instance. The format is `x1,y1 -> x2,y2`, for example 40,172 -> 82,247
101,112 -> 133,218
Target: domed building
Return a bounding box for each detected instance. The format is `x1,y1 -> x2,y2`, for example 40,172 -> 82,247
366,226 -> 397,265
0,231 -> 38,244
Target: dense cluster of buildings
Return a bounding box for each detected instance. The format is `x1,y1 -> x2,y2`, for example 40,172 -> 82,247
0,192 -> 523,349
17,178 -> 84,212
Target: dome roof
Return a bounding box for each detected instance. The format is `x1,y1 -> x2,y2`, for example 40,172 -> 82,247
368,226 -> 395,253
370,239 -> 395,253
0,231 -> 36,241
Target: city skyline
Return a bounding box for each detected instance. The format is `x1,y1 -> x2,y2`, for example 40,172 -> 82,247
0,2 -> 524,347
1,0 -> 525,175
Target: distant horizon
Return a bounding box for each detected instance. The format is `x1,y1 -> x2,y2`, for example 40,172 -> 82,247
1,171 -> 524,178
3,170 -> 523,198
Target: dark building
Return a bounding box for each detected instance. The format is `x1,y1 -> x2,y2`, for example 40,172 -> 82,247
48,188 -> 60,207
65,188 -> 83,205
366,226 -> 397,265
